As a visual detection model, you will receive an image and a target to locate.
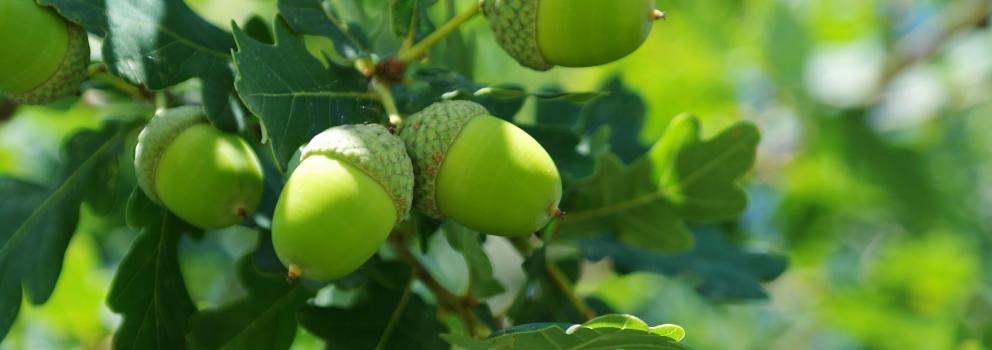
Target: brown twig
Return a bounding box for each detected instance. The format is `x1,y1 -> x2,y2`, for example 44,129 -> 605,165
387,233 -> 488,337
510,232 -> 596,322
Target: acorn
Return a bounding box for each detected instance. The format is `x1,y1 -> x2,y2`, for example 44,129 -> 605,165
482,0 -> 663,71
400,100 -> 562,237
134,106 -> 264,229
0,1 -> 89,104
272,124 -> 414,282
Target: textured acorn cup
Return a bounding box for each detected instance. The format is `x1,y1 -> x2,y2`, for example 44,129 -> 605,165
483,0 -> 661,71
272,124 -> 414,282
400,100 -> 562,237
134,106 -> 264,229
0,1 -> 90,104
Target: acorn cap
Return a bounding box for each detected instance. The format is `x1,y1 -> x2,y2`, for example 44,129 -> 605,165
303,124 -> 414,222
134,106 -> 207,203
482,0 -> 553,71
4,22 -> 90,104
399,100 -> 489,218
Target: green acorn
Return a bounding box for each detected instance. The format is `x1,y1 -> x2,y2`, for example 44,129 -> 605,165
0,1 -> 90,104
134,106 -> 264,229
483,0 -> 663,71
272,124 -> 414,282
401,100 -> 562,237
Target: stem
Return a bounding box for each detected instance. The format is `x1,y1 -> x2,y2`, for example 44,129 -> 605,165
372,78 -> 403,126
396,2 -> 483,64
509,235 -> 596,322
546,262 -> 595,321
387,234 -> 488,337
88,63 -> 149,101
375,279 -> 415,350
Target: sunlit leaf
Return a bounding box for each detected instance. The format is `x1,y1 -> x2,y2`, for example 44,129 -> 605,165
561,114 -> 759,251
41,0 -> 246,130
442,222 -> 504,299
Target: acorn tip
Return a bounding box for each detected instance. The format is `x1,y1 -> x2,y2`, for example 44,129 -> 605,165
286,265 -> 302,284
653,10 -> 667,21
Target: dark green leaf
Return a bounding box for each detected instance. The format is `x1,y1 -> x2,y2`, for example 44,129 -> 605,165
0,121 -> 136,340
108,190 -> 199,350
41,0 -> 246,131
561,115 -> 759,251
278,0 -> 371,59
299,262 -> 448,350
189,257 -> 314,350
580,227 -> 788,301
579,77 -> 649,163
506,248 -> 603,324
523,126 -> 596,185
535,86 -> 585,128
243,16 -> 274,44
232,17 -> 381,168
442,222 -> 504,299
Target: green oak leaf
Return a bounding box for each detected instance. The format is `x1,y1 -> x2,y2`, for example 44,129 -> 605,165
0,121 -> 136,340
189,257 -> 314,350
578,77 -> 650,163
441,222 -> 504,299
561,114 -> 760,251
40,0 -> 246,131
278,0 -> 372,60
232,17 -> 382,169
108,190 -> 199,350
535,86 -> 585,128
522,126 -> 596,185
298,262 -> 448,350
580,228 -> 788,301
443,318 -> 691,350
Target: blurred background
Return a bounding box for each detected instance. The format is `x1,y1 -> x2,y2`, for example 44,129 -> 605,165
2,0 -> 992,349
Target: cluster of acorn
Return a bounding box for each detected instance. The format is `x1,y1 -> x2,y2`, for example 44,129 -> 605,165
134,101 -> 562,282
3,1 -> 664,282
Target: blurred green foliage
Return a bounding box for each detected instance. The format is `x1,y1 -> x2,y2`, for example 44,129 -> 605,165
3,0 -> 992,349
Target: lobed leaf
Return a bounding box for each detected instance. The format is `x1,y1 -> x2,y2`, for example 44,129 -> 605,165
232,17 -> 381,169
108,190 -> 199,350
0,121 -> 136,341
560,114 -> 760,251
41,0 -> 246,130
